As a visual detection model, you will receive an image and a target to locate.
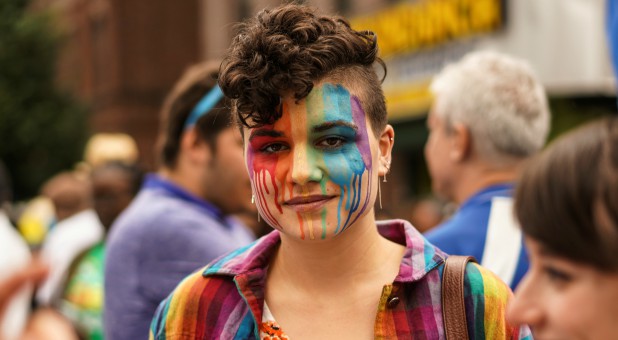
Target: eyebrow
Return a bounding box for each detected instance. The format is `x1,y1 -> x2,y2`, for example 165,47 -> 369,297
248,129 -> 284,142
312,120 -> 358,133
537,244 -> 564,259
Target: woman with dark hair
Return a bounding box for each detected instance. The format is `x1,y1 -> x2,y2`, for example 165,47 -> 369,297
150,4 -> 529,339
507,117 -> 618,338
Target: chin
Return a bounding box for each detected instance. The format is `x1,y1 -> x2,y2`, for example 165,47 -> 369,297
530,330 -> 572,340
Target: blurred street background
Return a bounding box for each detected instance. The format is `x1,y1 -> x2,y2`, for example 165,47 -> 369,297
2,0 -> 616,225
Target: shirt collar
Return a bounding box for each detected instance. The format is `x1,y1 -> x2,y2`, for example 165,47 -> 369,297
203,219 -> 446,283
459,182 -> 515,211
142,173 -> 229,225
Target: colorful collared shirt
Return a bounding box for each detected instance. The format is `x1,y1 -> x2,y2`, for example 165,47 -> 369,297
150,219 -> 531,339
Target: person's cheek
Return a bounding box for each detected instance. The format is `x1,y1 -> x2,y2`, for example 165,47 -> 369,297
323,145 -> 370,234
259,160 -> 283,229
246,147 -> 280,229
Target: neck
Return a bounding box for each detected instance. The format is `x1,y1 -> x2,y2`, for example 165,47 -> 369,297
452,161 -> 521,205
158,165 -> 205,199
270,211 -> 404,294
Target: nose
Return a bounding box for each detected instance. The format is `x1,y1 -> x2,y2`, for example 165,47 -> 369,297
290,143 -> 323,185
506,274 -> 544,329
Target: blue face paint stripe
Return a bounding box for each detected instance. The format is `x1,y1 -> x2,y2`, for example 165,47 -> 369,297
335,192 -> 344,234
298,83 -> 374,237
342,174 -> 358,231
320,181 -> 327,238
319,83 -> 374,235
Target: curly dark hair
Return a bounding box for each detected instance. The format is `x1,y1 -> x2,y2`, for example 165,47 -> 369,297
219,3 -> 387,136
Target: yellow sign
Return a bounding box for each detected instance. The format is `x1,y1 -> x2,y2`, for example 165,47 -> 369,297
384,80 -> 434,121
351,0 -> 504,120
351,0 -> 503,58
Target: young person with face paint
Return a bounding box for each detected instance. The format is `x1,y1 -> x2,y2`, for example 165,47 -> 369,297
506,117 -> 618,339
150,4 -> 530,340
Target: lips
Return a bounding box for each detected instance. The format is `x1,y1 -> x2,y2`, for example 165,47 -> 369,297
283,195 -> 336,213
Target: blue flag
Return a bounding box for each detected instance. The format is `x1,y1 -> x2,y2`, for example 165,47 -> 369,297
609,0 -> 618,94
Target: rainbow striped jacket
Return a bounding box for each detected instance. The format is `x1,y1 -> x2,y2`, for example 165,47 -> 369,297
150,219 -> 532,339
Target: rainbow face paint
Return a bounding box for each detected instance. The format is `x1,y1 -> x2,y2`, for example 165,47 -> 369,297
245,83 -> 375,240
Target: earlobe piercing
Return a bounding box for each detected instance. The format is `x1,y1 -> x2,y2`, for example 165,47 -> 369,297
383,161 -> 391,183
251,194 -> 260,221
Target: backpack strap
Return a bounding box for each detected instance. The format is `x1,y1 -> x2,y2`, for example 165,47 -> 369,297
442,255 -> 476,340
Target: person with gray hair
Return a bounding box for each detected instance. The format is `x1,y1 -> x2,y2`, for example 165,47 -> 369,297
423,50 -> 551,290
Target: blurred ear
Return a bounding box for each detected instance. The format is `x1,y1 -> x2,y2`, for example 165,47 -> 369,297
180,127 -> 211,165
378,124 -> 395,177
449,123 -> 471,162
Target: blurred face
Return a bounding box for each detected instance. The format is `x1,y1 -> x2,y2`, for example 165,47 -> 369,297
92,169 -> 134,230
244,83 -> 380,241
424,108 -> 455,201
207,127 -> 255,215
42,176 -> 91,222
507,237 -> 618,339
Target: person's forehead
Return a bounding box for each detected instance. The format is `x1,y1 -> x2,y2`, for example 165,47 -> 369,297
285,83 -> 360,115
242,82 -> 366,134
279,79 -> 360,100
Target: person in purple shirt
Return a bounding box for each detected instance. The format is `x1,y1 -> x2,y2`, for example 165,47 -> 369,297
423,51 -> 551,290
104,61 -> 255,340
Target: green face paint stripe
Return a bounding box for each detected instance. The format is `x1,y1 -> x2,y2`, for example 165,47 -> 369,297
321,209 -> 327,239
306,84 -> 337,237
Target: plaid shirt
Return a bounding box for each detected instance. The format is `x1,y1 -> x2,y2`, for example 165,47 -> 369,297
150,219 -> 531,339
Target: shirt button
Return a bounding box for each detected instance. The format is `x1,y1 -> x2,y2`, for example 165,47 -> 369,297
387,296 -> 400,309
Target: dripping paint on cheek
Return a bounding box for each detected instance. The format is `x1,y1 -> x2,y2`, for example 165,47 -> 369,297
315,83 -> 373,234
245,133 -> 277,229
245,106 -> 292,229
336,93 -> 373,233
348,95 -> 373,221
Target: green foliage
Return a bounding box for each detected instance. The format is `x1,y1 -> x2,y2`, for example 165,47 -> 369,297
0,0 -> 89,200
547,97 -> 616,142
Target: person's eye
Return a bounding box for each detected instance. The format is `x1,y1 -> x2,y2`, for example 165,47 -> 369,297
543,265 -> 573,285
316,136 -> 346,150
260,142 -> 288,154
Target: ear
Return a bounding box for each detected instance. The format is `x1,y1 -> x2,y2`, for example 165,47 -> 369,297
180,127 -> 211,165
449,123 -> 471,162
378,124 -> 395,177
